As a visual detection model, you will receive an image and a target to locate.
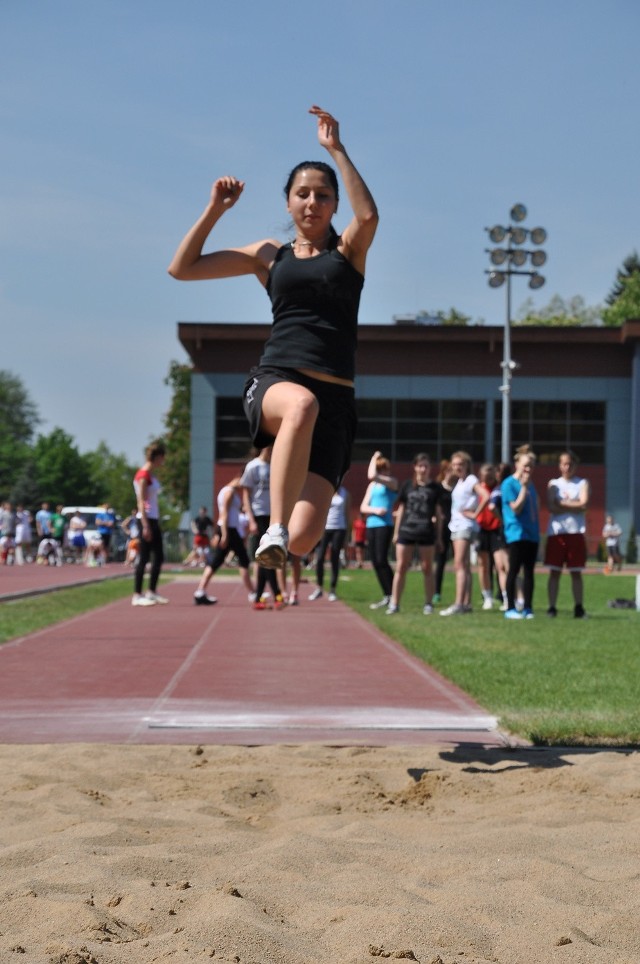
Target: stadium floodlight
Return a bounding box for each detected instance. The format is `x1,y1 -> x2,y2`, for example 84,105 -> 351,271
484,204 -> 548,462
488,225 -> 507,243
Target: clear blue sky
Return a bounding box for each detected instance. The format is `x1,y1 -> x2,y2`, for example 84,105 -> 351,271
2,0 -> 638,463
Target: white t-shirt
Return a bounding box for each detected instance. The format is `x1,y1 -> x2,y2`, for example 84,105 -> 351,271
326,487 -> 348,530
547,475 -> 586,535
240,457 -> 271,516
449,474 -> 479,533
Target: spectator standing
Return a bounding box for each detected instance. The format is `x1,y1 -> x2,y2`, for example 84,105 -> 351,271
351,512 -> 367,568
121,508 -> 141,567
432,459 -> 455,605
440,451 -> 488,616
14,505 -> 33,564
309,485 -> 350,602
602,514 -> 623,573
132,440 -> 168,607
544,450 -> 590,619
500,450 -> 540,619
360,451 -> 398,610
240,446 -> 282,608
476,464 -> 508,611
35,502 -> 52,539
96,504 -> 116,563
386,453 -> 443,616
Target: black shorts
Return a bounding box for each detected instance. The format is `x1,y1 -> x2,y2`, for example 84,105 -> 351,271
242,366 -> 357,490
478,528 -> 504,554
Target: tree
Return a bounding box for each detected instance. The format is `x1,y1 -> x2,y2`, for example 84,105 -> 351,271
606,250 -> 640,306
162,360 -> 192,509
32,428 -> 95,506
0,370 -> 40,500
601,270 -> 640,328
515,294 -> 602,326
84,441 -> 137,516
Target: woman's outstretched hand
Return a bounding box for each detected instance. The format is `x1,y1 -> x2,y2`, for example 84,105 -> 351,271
309,105 -> 342,151
210,175 -> 245,213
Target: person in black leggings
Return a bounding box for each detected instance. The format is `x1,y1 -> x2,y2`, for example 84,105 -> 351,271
132,441 -> 167,607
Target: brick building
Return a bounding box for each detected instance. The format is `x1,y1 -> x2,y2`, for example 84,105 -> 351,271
178,320 -> 640,556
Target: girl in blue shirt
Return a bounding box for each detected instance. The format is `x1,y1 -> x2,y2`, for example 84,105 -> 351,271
360,451 -> 398,609
500,450 -> 539,618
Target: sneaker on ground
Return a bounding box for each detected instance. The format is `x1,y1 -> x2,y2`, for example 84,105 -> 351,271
132,594 -> 155,607
253,597 -> 272,611
482,597 -> 494,611
194,593 -> 217,606
308,588 -> 323,601
499,601 -> 508,612
255,525 -> 289,570
385,603 -> 399,615
369,597 -> 390,611
431,593 -> 441,605
439,604 -> 464,616
574,605 -> 588,619
328,592 -> 338,602
522,608 -> 535,619
546,606 -> 558,617
248,592 -> 257,603
504,608 -> 524,620
287,593 -> 299,606
274,595 -> 286,611
423,604 -> 434,615
145,592 -> 169,605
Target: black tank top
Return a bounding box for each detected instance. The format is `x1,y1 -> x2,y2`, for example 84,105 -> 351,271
259,242 -> 364,381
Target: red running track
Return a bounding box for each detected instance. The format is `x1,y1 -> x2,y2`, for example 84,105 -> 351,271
0,575 -> 515,747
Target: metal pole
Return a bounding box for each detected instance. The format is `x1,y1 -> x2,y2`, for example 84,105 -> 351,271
500,242 -> 513,464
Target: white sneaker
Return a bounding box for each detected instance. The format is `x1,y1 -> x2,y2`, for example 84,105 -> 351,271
308,588 -> 323,601
145,592 -> 169,605
255,525 -> 289,569
385,603 -> 399,615
132,594 -> 155,607
482,597 -> 494,611
287,593 -> 299,606
439,604 -> 464,616
369,596 -> 390,611
328,592 -> 338,602
423,604 -> 434,615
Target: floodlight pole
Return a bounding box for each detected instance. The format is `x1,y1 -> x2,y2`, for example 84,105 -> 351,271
499,267 -> 513,464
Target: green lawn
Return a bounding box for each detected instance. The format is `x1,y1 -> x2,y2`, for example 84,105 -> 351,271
338,567 -> 639,746
1,566 -> 638,746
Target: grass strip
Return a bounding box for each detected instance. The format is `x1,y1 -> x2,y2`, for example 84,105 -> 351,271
0,577 -> 134,644
339,568 -> 640,746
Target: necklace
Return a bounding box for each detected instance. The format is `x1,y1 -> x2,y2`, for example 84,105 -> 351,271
292,233 -> 330,250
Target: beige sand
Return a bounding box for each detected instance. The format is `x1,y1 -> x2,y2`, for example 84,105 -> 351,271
0,743 -> 638,964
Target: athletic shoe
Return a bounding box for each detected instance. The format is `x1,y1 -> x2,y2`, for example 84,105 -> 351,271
274,594 -> 286,611
253,597 -> 272,611
385,603 -> 399,615
145,591 -> 169,605
132,594 -> 155,607
248,592 -> 257,603
308,588 -> 323,601
522,608 -> 535,619
328,592 -> 338,602
546,606 -> 558,618
431,593 -> 441,605
574,604 -> 588,619
439,604 -> 465,616
194,593 -> 217,606
462,605 -> 473,614
423,604 -> 434,615
504,609 -> 524,620
287,593 -> 299,606
499,601 -> 508,612
255,525 -> 289,569
369,596 -> 390,611
482,597 -> 494,611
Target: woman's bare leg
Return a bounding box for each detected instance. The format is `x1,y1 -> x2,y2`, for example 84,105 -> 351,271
287,472 -> 334,559
260,382 -> 319,529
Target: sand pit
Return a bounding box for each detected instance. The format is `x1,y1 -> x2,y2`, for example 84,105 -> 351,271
0,742 -> 638,963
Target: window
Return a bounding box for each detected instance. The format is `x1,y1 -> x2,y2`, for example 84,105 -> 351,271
355,398 -> 487,463
216,397 -> 253,461
494,401 -> 605,464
